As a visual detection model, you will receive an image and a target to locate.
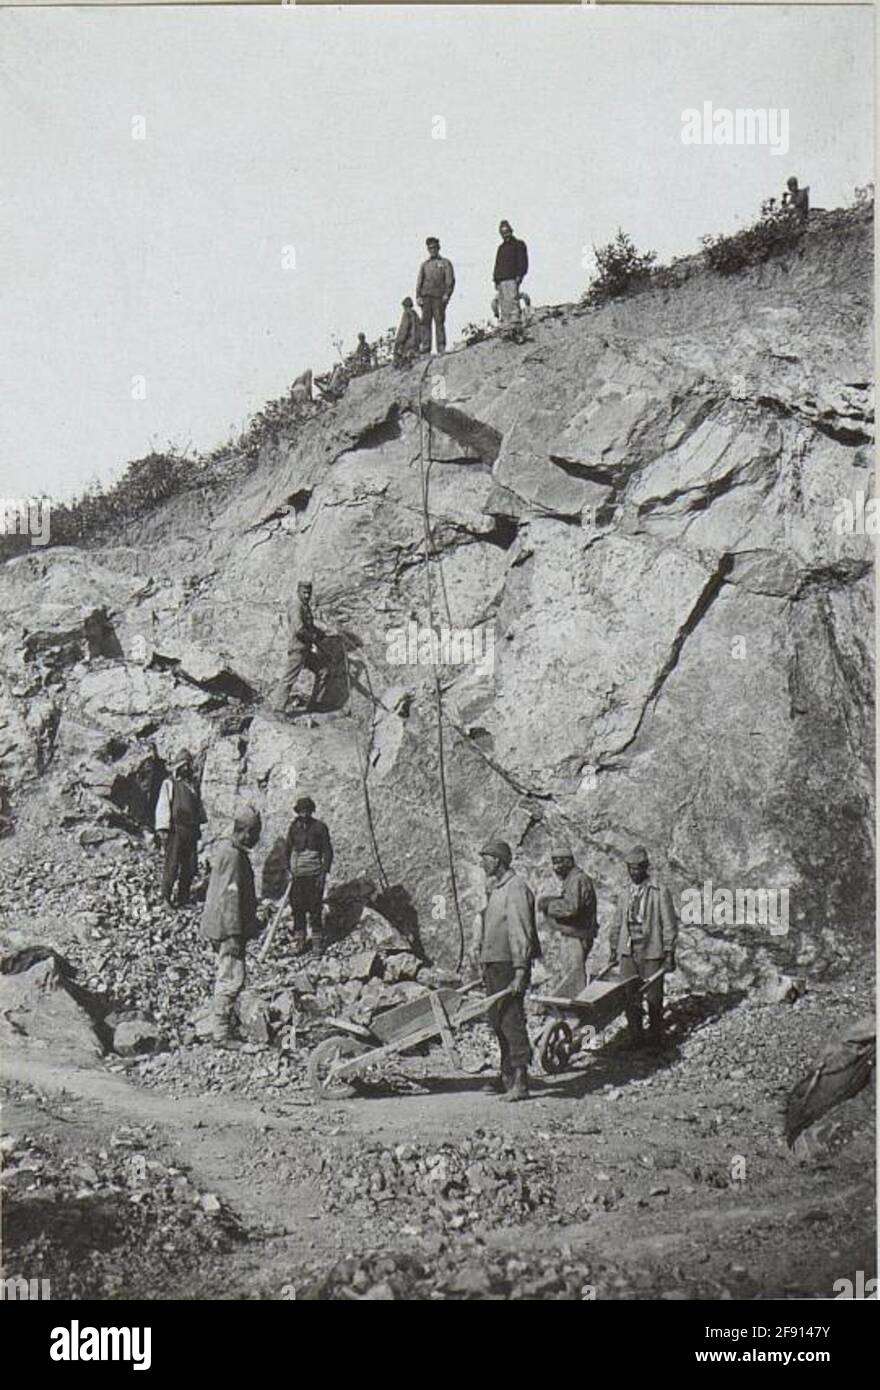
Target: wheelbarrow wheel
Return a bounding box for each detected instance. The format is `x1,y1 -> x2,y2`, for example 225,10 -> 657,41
537,1020 -> 574,1075
307,1035 -> 370,1099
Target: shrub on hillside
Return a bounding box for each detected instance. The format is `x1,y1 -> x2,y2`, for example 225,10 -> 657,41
700,200 -> 805,276
582,230 -> 658,306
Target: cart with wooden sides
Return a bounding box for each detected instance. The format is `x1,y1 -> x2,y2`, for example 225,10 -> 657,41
532,963 -> 666,1074
306,980 -> 512,1098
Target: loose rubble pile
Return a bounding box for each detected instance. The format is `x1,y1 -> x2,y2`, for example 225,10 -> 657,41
1,1103 -> 244,1298
314,1130 -> 557,1232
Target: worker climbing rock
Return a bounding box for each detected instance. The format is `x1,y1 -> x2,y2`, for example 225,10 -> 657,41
493,219 -> 529,343
393,297 -> 421,367
416,236 -> 455,355
608,845 -> 677,1048
472,839 -> 540,1102
537,843 -> 597,989
315,363 -> 348,402
274,579 -> 330,716
291,368 -> 313,406
285,795 -> 333,956
198,806 -> 263,1046
154,750 -> 206,907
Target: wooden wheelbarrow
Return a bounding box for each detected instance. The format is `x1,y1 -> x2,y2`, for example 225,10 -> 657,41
307,980 -> 512,1099
532,963 -> 667,1074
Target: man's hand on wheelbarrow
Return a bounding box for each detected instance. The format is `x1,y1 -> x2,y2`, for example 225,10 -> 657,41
663,950 -> 676,973
508,967 -> 529,997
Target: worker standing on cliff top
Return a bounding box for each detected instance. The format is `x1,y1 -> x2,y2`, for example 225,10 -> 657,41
493,220 -> 529,343
782,176 -> 809,223
394,297 -> 421,367
416,237 -> 455,355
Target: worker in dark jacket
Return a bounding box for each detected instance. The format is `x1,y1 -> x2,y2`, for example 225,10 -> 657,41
537,844 -> 597,989
155,750 -> 206,907
608,845 -> 677,1046
493,220 -> 528,343
199,807 -> 262,1045
782,176 -> 809,223
274,579 -> 330,715
285,795 -> 333,955
416,237 -> 455,354
472,839 -> 540,1102
394,297 -> 421,367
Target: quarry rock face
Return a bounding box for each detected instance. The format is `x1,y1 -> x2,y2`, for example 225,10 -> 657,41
0,209 -> 873,984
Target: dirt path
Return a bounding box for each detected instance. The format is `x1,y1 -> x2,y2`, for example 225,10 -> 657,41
4,1034 -> 874,1301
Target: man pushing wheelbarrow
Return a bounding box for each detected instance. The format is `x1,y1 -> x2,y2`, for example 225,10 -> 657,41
471,839 -> 542,1103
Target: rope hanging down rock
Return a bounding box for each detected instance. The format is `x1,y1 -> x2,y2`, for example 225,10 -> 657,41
417,360 -> 466,972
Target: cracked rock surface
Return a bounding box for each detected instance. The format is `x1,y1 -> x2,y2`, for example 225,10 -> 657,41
0,207 -> 873,984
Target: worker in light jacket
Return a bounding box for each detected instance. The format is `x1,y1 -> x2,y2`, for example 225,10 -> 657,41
199,807 -> 263,1045
608,845 -> 677,1046
154,750 -> 206,907
472,839 -> 540,1102
416,237 -> 455,354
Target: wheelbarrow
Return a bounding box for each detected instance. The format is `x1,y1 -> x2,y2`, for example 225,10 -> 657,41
307,980 -> 512,1099
532,963 -> 666,1074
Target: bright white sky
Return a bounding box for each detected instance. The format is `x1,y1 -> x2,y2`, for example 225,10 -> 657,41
0,3 -> 873,498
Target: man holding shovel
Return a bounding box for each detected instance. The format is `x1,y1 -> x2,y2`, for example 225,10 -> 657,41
608,845 -> 677,1048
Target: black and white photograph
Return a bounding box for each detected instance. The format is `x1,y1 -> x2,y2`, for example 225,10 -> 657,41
0,0 -> 876,1333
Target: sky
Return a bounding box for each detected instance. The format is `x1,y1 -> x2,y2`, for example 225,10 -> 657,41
0,3 -> 874,498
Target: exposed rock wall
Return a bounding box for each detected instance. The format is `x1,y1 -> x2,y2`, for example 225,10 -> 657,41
0,208 -> 873,986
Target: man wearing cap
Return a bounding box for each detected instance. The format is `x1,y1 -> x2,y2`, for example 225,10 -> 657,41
275,579 -> 330,716
285,796 -> 333,955
394,297 -> 421,368
199,807 -> 263,1045
608,845 -> 677,1046
473,839 -> 540,1102
154,750 -> 206,907
416,237 -> 455,354
537,845 -> 598,989
493,220 -> 529,344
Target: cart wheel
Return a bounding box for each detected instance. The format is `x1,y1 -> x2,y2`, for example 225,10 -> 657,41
538,1020 -> 574,1075
307,1036 -> 370,1099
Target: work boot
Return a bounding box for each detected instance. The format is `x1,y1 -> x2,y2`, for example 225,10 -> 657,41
501,1067 -> 529,1103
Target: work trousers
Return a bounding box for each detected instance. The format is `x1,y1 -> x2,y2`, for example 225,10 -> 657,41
162,827 -> 198,904
289,873 -> 325,950
210,937 -> 246,1039
619,949 -> 665,1037
559,934 -> 590,991
275,645 -> 327,714
482,962 -> 531,1071
420,296 -> 447,354
496,279 -> 523,338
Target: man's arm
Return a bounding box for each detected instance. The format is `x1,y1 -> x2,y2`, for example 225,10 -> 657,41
659,886 -> 678,958
505,880 -> 535,968
444,259 -> 455,300
416,263 -> 425,300
318,822 -> 333,875
518,240 -> 529,281
607,895 -> 622,962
